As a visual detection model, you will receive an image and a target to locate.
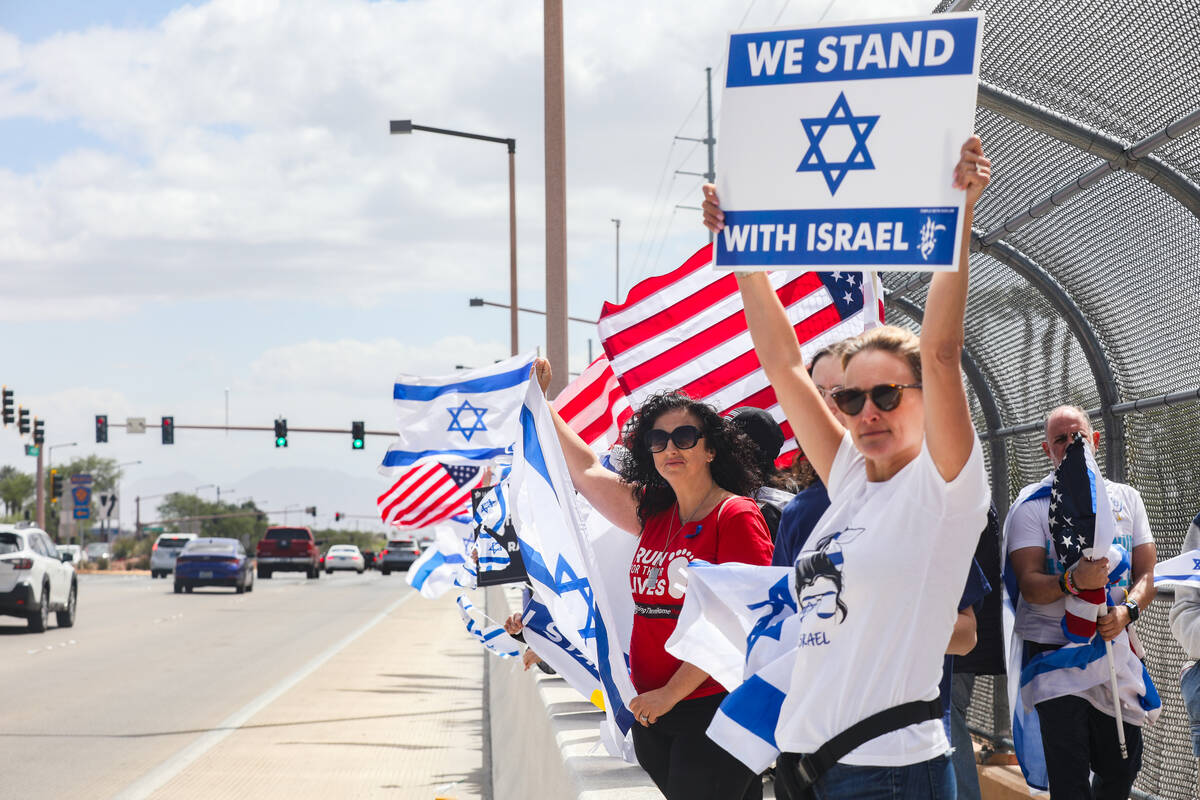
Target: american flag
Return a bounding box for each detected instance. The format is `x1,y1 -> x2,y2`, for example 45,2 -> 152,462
1050,432 -> 1109,641
552,355 -> 632,450
596,243 -> 878,458
377,462 -> 483,530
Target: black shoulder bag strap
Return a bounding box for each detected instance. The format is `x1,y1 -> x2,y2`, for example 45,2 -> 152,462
781,698 -> 943,796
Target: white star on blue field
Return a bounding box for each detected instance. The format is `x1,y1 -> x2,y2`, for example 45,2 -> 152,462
796,92 -> 881,195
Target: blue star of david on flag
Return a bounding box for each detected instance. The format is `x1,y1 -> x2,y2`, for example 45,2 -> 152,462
797,92 -> 880,195
447,400 -> 488,441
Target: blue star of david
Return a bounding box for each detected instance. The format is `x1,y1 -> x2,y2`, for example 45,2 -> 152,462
447,399 -> 488,441
746,576 -> 797,653
797,92 -> 880,195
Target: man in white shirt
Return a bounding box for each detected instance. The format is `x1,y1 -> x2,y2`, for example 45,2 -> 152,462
1006,405 -> 1156,800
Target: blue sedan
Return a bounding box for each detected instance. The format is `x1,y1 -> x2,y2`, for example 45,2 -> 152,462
174,538 -> 255,594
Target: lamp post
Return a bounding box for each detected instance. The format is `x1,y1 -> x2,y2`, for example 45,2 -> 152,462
42,442 -> 78,533
611,218 -> 621,301
468,298 -> 597,326
389,120 -> 518,356
114,461 -> 141,537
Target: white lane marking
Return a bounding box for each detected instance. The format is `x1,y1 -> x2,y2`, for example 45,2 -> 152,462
112,588 -> 415,800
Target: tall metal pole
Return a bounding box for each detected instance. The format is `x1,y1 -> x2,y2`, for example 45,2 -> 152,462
508,145 -> 519,356
704,66 -> 716,185
35,446 -> 44,529
611,218 -> 621,301
544,0 -> 569,396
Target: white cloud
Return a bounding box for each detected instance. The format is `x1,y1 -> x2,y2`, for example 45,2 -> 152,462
0,0 -> 936,321
247,334 -> 510,395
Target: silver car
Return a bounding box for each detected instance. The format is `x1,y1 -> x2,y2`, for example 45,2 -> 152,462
150,533 -> 198,578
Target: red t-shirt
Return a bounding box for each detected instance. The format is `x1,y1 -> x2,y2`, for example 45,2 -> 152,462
629,495 -> 774,699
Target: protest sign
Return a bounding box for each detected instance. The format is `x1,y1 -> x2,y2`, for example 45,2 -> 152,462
715,13 -> 983,272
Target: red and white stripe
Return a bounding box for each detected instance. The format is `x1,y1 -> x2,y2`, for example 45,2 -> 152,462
377,462 -> 482,530
1063,587 -> 1108,641
552,355 -> 633,450
597,243 -> 876,458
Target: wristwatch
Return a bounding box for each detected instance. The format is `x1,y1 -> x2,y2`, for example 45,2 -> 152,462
1124,599 -> 1140,624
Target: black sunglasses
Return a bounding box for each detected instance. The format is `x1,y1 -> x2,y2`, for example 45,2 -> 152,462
830,383 -> 922,415
644,425 -> 704,453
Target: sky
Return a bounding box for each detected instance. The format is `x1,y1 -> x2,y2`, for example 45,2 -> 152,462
0,0 -> 936,530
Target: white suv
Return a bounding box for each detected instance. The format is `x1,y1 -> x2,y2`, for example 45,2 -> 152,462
150,533 -> 198,578
0,525 -> 77,632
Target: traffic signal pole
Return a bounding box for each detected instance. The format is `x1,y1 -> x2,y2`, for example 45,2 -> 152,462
35,447 -> 44,529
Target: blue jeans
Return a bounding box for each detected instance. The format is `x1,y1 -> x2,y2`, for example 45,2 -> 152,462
1181,661 -> 1200,757
777,753 -> 955,800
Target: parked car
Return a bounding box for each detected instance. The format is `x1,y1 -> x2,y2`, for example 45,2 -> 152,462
150,533 -> 198,578
0,525 -> 77,632
378,536 -> 421,575
325,544 -> 365,574
57,544 -> 84,565
255,526 -> 322,579
84,542 -> 112,561
174,538 -> 254,594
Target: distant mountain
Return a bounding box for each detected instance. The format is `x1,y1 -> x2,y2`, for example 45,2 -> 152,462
123,467 -> 387,531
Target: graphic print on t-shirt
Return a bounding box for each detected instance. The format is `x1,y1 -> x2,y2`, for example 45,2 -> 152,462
632,543 -> 695,599
795,527 -> 863,629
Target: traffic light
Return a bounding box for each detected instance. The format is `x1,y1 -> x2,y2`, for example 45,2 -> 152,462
2,388 -> 12,425
306,506 -> 317,518
50,470 -> 62,503
351,420 -> 365,450
334,512 -> 343,522
17,407 -> 29,435
96,414 -> 108,443
32,418 -> 44,445
274,418 -> 288,447
161,416 -> 174,445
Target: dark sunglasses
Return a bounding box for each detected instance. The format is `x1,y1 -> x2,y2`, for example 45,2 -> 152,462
644,425 -> 704,453
830,383 -> 922,415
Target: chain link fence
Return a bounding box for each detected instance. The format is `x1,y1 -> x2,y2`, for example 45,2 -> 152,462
888,2 -> 1200,797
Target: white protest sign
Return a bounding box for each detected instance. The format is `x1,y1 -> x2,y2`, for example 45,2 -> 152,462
715,12 -> 983,272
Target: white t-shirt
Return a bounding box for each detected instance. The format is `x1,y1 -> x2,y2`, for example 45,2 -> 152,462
774,432 -> 989,766
1006,480 -> 1153,645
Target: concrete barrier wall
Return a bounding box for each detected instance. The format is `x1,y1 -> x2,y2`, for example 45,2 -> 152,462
486,586 -> 661,800
485,585 -> 1025,800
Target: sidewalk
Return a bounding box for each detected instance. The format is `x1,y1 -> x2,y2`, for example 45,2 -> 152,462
147,589 -> 486,800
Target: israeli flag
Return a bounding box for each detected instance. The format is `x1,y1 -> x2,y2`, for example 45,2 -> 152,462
509,378 -> 640,760
407,523 -> 474,598
457,595 -> 522,658
381,351 -> 535,473
520,596 -> 607,709
666,562 -> 800,772
1154,548 -> 1200,589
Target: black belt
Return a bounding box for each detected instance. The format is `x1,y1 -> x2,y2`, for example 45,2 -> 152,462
778,698 -> 943,796
634,602 -> 681,619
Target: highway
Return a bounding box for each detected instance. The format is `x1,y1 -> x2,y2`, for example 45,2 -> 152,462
0,570 -> 486,800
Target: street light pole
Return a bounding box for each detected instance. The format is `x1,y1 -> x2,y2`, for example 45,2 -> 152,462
544,0 -> 569,396
43,442 -> 78,534
389,120 -> 519,356
611,218 -> 621,301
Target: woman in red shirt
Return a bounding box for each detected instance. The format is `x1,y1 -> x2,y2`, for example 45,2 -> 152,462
536,359 -> 774,800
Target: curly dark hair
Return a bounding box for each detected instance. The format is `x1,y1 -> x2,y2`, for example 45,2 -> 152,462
619,391 -> 763,526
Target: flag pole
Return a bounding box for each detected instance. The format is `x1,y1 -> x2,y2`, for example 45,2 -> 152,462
1097,603 -> 1129,759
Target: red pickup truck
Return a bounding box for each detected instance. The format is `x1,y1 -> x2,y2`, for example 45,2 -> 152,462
256,526 -> 322,579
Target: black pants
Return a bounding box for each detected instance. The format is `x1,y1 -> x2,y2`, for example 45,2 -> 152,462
631,692 -> 762,800
1035,693 -> 1143,800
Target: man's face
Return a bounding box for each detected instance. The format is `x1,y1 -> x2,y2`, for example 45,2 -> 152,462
1042,410 -> 1100,467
